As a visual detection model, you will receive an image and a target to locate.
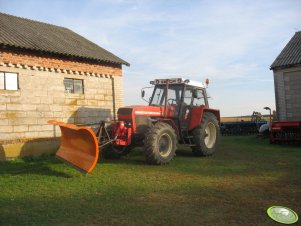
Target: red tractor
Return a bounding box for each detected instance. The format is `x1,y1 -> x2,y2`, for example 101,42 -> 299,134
49,78 -> 220,173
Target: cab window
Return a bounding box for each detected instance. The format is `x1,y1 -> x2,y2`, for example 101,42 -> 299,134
183,88 -> 193,105
193,89 -> 206,106
150,84 -> 182,106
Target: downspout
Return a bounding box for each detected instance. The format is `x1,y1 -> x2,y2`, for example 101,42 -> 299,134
111,76 -> 116,121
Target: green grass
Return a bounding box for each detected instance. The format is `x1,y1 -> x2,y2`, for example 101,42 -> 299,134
0,136 -> 300,226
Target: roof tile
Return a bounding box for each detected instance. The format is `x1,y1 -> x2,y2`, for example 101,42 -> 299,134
271,31 -> 301,70
0,13 -> 129,66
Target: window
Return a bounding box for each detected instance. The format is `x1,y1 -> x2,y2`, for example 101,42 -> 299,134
183,88 -> 193,105
193,89 -> 206,106
64,78 -> 84,94
167,85 -> 182,106
150,84 -> 183,106
150,85 -> 165,105
0,72 -> 19,90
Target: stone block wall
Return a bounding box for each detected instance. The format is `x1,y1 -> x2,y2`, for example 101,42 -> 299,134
0,50 -> 125,159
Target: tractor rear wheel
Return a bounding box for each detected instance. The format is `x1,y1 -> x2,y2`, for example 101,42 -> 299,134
144,122 -> 177,165
192,112 -> 220,156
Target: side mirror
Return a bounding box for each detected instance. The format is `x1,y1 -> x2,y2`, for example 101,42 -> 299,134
141,86 -> 153,103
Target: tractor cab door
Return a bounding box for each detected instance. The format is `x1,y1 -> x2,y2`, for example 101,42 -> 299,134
180,87 -> 207,129
180,87 -> 194,129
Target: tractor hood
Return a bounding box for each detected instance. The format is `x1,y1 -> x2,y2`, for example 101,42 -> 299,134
117,105 -> 178,120
117,105 -> 178,133
117,105 -> 164,120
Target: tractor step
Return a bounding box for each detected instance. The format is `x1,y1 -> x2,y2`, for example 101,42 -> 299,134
181,132 -> 195,145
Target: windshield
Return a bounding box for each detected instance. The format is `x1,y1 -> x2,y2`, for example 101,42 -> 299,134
150,84 -> 183,106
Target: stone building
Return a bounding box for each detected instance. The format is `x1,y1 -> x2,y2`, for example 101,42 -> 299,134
270,31 -> 301,121
0,13 -> 129,159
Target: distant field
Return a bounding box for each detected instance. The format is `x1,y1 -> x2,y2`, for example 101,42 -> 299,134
221,116 -> 270,123
0,136 -> 300,226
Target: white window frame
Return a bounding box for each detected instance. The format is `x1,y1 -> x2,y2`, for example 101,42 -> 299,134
0,72 -> 19,91
64,78 -> 84,94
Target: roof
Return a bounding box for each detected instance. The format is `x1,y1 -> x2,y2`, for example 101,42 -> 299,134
270,31 -> 301,70
0,13 -> 129,66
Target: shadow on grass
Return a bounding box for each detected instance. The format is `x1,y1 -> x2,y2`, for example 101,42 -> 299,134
98,146 -> 199,170
175,147 -> 195,157
1,178 -> 296,226
100,155 -> 146,166
0,157 -> 73,178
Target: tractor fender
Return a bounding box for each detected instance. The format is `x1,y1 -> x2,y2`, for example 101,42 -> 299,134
204,109 -> 220,123
189,107 -> 220,130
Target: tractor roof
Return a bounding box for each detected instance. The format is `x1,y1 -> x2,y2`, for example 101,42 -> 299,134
150,78 -> 206,88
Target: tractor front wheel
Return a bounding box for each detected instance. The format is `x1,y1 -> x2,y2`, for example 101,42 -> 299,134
192,112 -> 220,156
144,122 -> 177,165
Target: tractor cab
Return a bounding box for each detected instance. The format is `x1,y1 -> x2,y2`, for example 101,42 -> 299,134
143,78 -> 209,106
149,78 -> 209,106
142,78 -> 210,130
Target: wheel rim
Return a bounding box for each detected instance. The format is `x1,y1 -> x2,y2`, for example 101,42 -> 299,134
158,133 -> 172,157
204,122 -> 217,148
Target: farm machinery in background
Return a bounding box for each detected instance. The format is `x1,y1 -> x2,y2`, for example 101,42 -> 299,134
269,121 -> 301,143
220,111 -> 267,135
221,106 -> 301,143
49,78 -> 220,173
262,107 -> 301,144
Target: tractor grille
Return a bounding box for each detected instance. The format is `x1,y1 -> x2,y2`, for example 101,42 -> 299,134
117,107 -> 133,115
135,116 -> 152,134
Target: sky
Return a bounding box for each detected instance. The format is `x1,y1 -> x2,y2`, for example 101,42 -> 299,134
1,0 -> 300,116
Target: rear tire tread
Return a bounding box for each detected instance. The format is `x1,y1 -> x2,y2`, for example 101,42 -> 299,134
192,112 -> 220,156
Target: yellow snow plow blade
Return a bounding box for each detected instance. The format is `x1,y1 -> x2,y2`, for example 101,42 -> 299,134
48,120 -> 99,174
